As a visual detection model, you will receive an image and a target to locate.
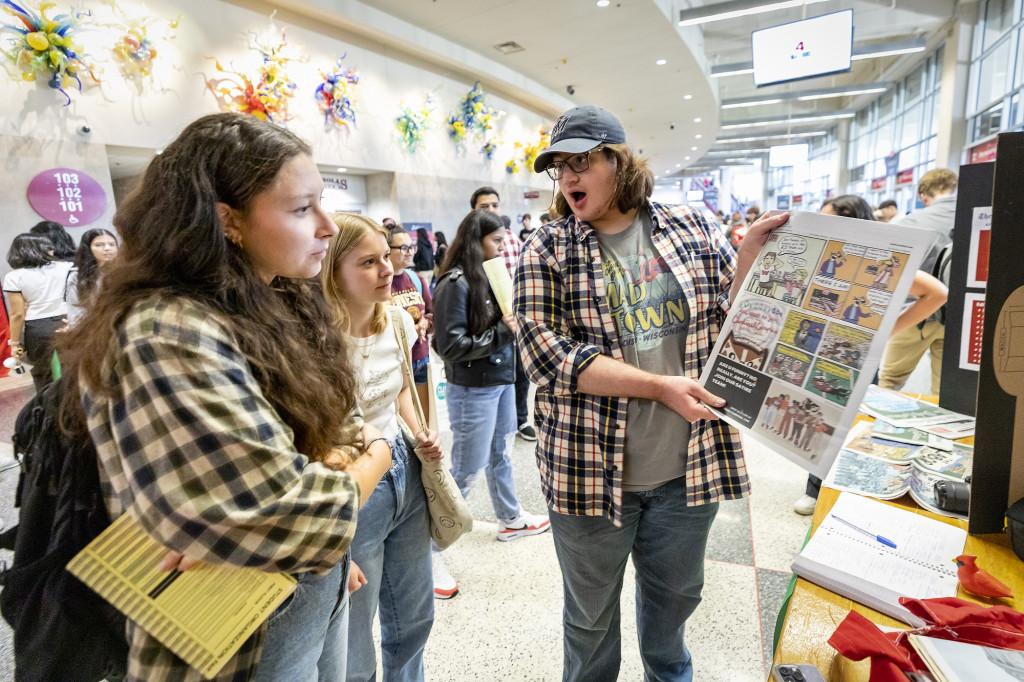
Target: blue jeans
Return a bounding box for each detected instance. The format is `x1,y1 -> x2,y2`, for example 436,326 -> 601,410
446,382 -> 520,520
548,477 -> 719,682
255,559 -> 350,682
347,436 -> 434,682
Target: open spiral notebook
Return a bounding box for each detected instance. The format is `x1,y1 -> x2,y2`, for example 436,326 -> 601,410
791,491 -> 967,627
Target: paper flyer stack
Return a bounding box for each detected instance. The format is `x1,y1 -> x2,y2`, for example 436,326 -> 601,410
823,386 -> 976,519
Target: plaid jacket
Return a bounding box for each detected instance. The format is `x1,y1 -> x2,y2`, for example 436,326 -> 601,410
501,228 -> 522,276
83,297 -> 360,681
514,202 -> 748,526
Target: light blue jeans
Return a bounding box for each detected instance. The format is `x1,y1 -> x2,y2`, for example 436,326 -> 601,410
254,559 -> 350,682
446,382 -> 521,520
347,436 -> 434,682
548,476 -> 719,682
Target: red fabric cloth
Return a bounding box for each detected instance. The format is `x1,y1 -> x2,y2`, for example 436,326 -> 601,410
828,597 -> 1024,682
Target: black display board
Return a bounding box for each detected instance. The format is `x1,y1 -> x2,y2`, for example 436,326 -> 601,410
939,162 -> 994,416
971,133 -> 1024,535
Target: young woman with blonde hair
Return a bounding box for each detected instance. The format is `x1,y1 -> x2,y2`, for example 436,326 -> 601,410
321,212 -> 442,682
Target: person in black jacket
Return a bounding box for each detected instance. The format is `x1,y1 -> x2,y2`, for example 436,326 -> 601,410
430,209 -> 550,597
412,227 -> 434,278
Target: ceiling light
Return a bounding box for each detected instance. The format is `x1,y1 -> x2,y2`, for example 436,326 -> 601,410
597,0 -> 610,6
656,59 -> 667,66
679,0 -> 829,27
336,167 -> 348,172
716,131 -> 829,143
691,146 -> 698,150
711,63 -> 754,78
684,94 -> 693,100
676,163 -> 681,167
693,117 -> 702,123
720,111 -> 854,130
685,156 -> 691,160
852,38 -> 928,61
852,46 -> 926,61
797,87 -> 888,101
705,149 -> 767,155
720,84 -> 891,111
695,134 -> 702,139
721,98 -> 782,109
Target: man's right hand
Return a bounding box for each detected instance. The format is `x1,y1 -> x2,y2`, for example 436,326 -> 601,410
656,376 -> 725,422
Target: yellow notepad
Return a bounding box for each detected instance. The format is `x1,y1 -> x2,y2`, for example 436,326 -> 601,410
67,514 -> 296,678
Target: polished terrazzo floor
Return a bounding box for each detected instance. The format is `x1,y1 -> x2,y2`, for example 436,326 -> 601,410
0,358 -> 933,681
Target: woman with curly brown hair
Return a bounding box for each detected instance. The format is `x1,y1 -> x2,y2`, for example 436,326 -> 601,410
59,112 -> 392,681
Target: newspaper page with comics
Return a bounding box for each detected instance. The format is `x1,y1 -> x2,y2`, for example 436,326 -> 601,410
698,210 -> 936,478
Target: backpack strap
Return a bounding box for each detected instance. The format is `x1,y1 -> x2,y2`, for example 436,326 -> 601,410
407,269 -> 423,297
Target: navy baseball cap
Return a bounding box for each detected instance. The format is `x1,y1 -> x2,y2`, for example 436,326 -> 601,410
533,105 -> 627,173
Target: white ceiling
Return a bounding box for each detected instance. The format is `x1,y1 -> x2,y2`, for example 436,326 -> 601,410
331,0 -> 958,174
107,0 -> 961,181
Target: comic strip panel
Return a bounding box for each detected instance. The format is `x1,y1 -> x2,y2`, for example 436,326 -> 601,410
805,358 -> 859,407
813,240 -> 862,282
817,321 -> 872,370
778,309 -> 827,354
803,281 -> 851,320
837,283 -> 890,331
755,385 -> 841,464
851,248 -> 911,292
765,344 -> 813,388
744,233 -> 826,306
720,298 -> 786,371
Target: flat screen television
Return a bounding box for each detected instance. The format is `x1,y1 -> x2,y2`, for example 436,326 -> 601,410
752,9 -> 853,87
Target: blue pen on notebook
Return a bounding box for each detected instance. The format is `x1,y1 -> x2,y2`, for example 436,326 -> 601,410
830,514 -> 898,549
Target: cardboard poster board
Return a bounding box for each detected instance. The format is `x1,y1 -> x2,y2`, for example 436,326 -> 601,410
971,132 -> 1024,534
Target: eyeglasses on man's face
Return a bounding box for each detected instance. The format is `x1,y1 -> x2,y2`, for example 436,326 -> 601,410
392,244 -> 415,254
545,147 -> 605,181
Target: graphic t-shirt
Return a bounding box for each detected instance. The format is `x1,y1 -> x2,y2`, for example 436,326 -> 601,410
390,270 -> 431,363
596,211 -> 691,491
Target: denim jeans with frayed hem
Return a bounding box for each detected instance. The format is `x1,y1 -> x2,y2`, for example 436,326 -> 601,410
446,382 -> 521,520
549,477 -> 719,682
347,436 -> 433,682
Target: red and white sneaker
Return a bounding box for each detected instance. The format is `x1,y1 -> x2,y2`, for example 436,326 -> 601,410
497,511 -> 551,542
432,552 -> 459,599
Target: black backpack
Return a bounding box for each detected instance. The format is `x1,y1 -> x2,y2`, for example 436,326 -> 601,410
0,377 -> 128,682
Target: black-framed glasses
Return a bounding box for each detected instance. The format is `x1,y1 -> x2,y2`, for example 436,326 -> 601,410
391,244 -> 415,254
544,147 -> 605,181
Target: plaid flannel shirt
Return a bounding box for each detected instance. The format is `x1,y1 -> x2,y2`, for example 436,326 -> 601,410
83,297 -> 360,681
514,202 -> 748,526
502,228 -> 522,277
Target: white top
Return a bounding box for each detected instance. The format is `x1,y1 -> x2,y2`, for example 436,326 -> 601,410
350,306 -> 417,440
3,261 -> 74,320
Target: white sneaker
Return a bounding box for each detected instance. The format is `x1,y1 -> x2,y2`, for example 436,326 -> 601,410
793,494 -> 817,516
497,510 -> 551,542
432,552 -> 459,599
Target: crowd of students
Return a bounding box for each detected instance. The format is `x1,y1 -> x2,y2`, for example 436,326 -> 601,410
1,103 -> 958,682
